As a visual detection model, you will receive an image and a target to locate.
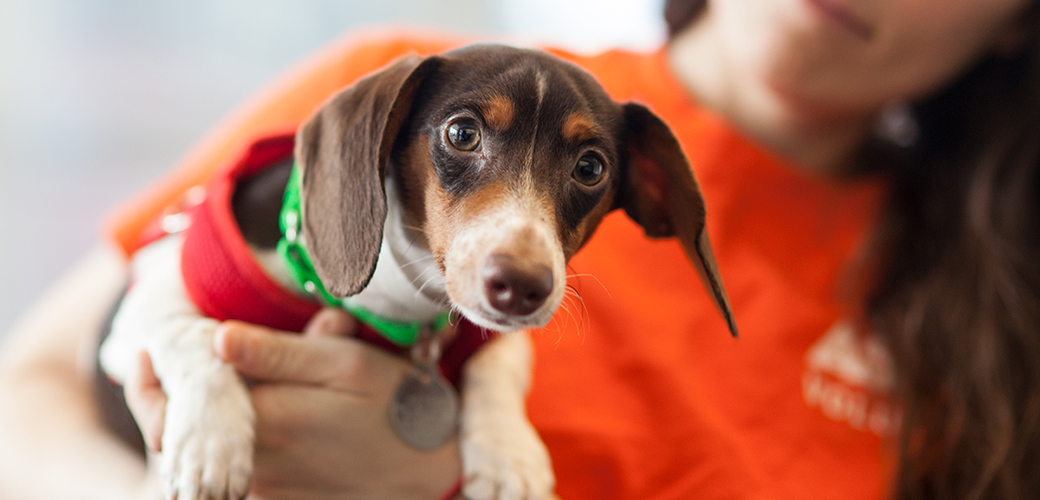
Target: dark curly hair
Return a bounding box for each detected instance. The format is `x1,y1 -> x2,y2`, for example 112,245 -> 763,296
664,1 -> 1040,499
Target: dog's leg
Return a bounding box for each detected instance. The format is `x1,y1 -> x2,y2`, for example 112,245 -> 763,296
460,332 -> 555,500
100,235 -> 254,500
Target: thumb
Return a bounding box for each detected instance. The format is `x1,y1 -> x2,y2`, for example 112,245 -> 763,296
124,351 -> 167,452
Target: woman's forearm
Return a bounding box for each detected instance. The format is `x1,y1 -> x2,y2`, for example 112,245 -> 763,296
0,246 -> 154,500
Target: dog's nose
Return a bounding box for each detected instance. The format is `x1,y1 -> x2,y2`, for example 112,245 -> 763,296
482,254 -> 553,316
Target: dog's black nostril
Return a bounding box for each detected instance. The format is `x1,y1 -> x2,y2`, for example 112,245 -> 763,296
482,254 -> 553,316
489,279 -> 509,293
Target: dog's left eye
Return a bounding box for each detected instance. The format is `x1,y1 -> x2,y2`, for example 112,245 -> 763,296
572,154 -> 605,186
446,120 -> 481,151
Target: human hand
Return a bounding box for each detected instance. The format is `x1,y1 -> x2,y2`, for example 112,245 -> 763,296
125,309 -> 462,500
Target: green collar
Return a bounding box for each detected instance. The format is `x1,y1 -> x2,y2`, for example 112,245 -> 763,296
276,164 -> 451,345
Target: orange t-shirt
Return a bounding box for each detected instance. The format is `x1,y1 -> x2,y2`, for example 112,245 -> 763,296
107,31 -> 895,500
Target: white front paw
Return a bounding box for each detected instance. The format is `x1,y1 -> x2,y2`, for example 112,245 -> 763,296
160,366 -> 255,500
461,415 -> 555,500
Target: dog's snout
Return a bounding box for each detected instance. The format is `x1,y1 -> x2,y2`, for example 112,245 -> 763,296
482,254 -> 553,316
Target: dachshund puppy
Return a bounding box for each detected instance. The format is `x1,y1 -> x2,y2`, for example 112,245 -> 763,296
100,44 -> 736,500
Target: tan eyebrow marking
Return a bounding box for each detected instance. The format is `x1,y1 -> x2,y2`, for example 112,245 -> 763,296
562,113 -> 600,144
481,95 -> 515,132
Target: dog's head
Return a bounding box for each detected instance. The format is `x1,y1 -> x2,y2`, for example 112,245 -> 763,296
295,45 -> 736,335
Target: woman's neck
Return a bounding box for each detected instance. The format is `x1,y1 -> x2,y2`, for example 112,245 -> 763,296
666,19 -> 875,176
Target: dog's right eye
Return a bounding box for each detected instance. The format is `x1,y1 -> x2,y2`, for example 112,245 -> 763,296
446,120 -> 481,151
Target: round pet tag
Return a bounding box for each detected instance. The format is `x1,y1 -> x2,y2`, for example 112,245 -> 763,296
390,367 -> 459,450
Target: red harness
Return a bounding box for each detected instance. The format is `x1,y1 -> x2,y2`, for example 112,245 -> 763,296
141,131 -> 494,387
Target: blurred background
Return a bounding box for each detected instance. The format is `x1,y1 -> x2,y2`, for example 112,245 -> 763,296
0,0 -> 666,339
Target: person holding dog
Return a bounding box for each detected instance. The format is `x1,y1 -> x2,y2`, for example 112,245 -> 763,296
2,0 -> 1038,499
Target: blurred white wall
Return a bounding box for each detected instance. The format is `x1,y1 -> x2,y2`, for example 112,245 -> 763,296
498,0 -> 665,52
0,0 -> 664,338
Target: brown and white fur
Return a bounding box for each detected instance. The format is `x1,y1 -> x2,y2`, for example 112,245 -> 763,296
100,45 -> 736,500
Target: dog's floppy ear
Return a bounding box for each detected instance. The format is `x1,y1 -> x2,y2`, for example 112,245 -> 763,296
295,55 -> 442,297
617,103 -> 738,337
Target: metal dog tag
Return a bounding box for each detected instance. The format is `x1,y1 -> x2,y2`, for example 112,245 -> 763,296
390,328 -> 459,450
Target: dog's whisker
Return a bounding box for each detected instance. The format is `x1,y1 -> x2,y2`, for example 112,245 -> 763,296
572,288 -> 591,342
399,223 -> 428,235
565,282 -> 590,322
562,284 -> 590,343
415,272 -> 443,299
402,228 -> 428,255
445,303 -> 459,323
439,296 -> 455,311
544,311 -> 562,337
577,304 -> 590,345
475,321 -> 492,340
408,265 -> 433,287
566,295 -> 585,336
438,297 -> 454,312
559,302 -> 575,330
563,273 -> 612,299
550,296 -> 575,337
558,300 -> 577,338
544,307 -> 567,348
408,263 -> 441,288
399,254 -> 436,268
558,298 -> 576,330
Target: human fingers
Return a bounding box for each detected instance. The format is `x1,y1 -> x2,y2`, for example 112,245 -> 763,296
213,321 -> 406,389
249,384 -> 381,452
249,384 -> 460,500
301,308 -> 358,338
123,351 -> 166,452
